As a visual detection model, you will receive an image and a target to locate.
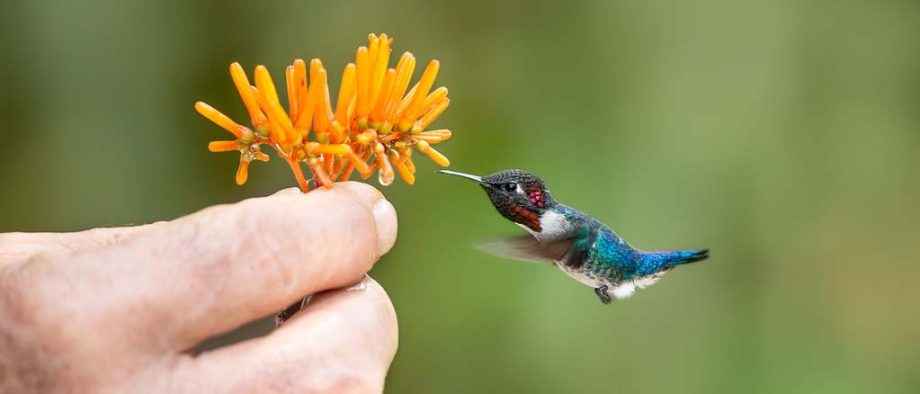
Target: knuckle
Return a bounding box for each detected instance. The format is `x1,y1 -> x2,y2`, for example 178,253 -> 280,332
206,200 -> 301,292
80,227 -> 125,247
240,206 -> 300,294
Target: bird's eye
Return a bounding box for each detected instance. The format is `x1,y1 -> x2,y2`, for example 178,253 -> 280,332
504,183 -> 517,192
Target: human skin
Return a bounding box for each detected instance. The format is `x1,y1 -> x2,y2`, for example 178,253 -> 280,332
0,182 -> 399,393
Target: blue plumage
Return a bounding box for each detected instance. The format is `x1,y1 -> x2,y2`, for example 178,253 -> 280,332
550,205 -> 708,302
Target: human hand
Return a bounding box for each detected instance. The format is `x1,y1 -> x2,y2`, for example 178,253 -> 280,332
0,182 -> 398,393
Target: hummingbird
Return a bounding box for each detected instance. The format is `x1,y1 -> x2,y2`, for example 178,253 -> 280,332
438,169 -> 709,304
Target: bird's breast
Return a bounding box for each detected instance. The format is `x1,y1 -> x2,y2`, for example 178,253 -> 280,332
530,210 -> 571,242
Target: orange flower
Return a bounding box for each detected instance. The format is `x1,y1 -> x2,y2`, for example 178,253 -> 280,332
195,33 -> 452,192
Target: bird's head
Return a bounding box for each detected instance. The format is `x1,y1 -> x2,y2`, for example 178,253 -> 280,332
438,169 -> 556,232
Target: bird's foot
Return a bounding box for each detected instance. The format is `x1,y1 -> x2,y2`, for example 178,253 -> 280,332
595,286 -> 612,305
274,295 -> 313,327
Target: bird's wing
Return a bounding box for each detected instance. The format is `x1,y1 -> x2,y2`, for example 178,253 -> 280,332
476,235 -> 573,263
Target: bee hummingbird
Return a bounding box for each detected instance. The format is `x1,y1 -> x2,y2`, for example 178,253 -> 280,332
439,169 -> 709,304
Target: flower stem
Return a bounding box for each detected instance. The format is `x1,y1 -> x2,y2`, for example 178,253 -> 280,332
286,158 -> 310,192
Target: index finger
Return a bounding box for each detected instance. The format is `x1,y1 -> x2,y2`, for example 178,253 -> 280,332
15,182 -> 398,351
0,223 -> 163,268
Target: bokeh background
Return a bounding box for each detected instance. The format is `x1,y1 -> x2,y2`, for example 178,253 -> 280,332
2,0 -> 918,392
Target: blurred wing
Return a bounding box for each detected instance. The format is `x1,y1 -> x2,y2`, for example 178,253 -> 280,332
476,235 -> 572,263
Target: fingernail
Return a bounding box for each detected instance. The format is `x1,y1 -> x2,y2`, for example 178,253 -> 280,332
372,197 -> 397,257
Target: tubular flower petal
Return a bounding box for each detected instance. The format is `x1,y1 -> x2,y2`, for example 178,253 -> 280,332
195,102 -> 246,138
235,159 -> 251,185
208,140 -> 239,152
229,62 -> 268,128
399,60 -> 439,131
393,156 -> 415,185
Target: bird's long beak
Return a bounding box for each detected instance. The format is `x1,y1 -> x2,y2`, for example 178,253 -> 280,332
437,170 -> 483,184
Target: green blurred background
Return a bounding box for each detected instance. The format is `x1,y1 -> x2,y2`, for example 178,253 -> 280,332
2,0 -> 918,392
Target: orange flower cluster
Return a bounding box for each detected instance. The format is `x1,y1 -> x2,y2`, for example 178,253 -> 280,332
195,33 -> 452,192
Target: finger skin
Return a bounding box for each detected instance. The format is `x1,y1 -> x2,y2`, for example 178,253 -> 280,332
176,277 -> 398,394
0,277 -> 399,393
0,224 -> 164,268
0,187 -> 307,267
4,182 -> 398,353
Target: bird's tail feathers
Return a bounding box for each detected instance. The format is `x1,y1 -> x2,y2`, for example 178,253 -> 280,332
670,248 -> 709,265
639,248 -> 709,274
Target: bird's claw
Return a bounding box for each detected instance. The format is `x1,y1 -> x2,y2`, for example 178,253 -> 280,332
595,286 -> 612,305
274,295 -> 313,327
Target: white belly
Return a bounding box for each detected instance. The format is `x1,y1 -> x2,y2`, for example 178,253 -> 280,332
555,261 -> 606,288
554,262 -> 669,300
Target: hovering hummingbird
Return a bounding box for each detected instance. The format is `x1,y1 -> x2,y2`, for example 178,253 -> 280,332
439,169 -> 709,304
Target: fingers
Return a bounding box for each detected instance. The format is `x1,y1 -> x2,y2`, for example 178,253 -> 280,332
0,186 -> 305,267
10,182 -> 397,351
0,224 -> 162,268
177,277 -> 398,393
